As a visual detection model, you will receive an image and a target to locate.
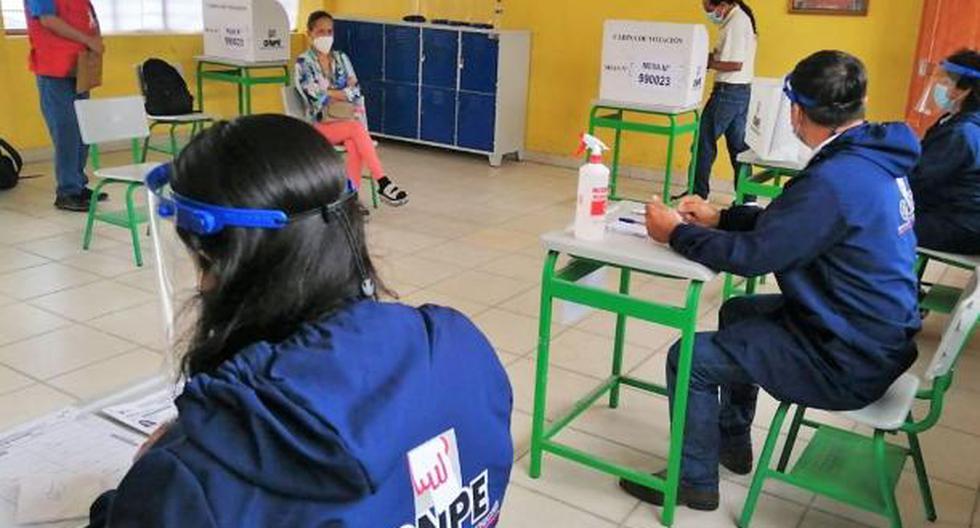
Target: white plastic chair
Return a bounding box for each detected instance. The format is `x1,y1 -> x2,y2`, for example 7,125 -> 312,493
136,60 -> 214,158
75,96 -> 161,266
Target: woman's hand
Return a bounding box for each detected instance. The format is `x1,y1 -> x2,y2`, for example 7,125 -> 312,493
134,421 -> 174,462
327,89 -> 348,101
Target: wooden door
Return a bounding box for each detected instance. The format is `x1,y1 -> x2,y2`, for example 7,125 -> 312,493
905,0 -> 980,136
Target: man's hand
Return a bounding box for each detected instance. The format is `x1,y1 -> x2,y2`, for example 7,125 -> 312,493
645,198 -> 683,243
86,36 -> 105,54
676,196 -> 721,228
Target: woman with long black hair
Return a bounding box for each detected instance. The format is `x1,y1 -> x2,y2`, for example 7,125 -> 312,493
684,0 -> 758,201
911,49 -> 980,254
87,115 -> 514,527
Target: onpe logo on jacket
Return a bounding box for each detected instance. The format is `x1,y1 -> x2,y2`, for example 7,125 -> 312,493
896,178 -> 915,236
400,429 -> 500,528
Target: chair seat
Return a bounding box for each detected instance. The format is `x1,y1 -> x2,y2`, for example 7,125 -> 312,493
840,373 -> 920,430
94,162 -> 162,183
917,247 -> 980,270
149,113 -> 214,123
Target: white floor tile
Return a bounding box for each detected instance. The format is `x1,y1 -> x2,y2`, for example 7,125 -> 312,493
29,280 -> 154,321
0,324 -> 137,379
0,262 -> 101,300
0,303 -> 71,345
0,384 -> 76,430
48,349 -> 164,400
499,484 -> 618,528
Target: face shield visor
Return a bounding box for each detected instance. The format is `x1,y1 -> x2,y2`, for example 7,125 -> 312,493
916,60 -> 980,116
144,164 -> 371,366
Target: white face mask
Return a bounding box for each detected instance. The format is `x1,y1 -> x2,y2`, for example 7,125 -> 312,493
313,35 -> 334,54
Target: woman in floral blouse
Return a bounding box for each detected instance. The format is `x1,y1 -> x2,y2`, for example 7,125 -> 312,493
296,11 -> 408,206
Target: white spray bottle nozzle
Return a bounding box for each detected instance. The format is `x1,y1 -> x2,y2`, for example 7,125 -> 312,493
577,133 -> 609,158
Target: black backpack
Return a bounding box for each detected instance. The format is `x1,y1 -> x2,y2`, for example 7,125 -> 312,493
141,58 -> 194,116
0,137 -> 23,190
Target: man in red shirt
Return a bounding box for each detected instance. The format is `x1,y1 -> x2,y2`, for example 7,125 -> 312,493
25,0 -> 107,211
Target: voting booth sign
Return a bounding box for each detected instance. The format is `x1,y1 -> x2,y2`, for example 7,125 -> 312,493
745,77 -> 809,162
599,21 -> 709,109
203,0 -> 290,63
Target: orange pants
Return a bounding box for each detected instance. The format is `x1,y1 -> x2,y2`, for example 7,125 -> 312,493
314,120 -> 384,188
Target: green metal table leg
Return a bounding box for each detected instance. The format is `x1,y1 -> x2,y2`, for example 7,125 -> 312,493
530,251 -> 560,478
686,110 -> 701,196
776,405 -> 806,471
169,124 -> 179,156
125,182 -> 144,267
610,110 -> 624,201
608,268 -> 632,408
662,115 -> 677,204
196,61 -> 206,114
662,280 -> 704,526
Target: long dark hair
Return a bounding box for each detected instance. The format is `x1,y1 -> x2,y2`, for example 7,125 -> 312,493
709,0 -> 758,35
946,48 -> 980,114
171,114 -> 385,377
790,50 -> 867,128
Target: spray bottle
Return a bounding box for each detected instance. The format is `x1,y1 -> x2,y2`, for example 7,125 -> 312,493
573,133 -> 611,241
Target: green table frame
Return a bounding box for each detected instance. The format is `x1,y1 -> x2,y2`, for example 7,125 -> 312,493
587,102 -> 701,204
529,252 -> 707,527
196,57 -> 290,116
722,158 -> 802,300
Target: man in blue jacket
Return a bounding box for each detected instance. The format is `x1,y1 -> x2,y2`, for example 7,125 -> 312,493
621,50 -> 922,511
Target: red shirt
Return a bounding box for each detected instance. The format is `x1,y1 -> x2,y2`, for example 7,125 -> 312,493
25,0 -> 98,78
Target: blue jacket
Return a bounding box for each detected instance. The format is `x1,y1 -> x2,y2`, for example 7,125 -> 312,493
911,110 -> 980,231
671,123 -> 922,400
89,301 -> 514,528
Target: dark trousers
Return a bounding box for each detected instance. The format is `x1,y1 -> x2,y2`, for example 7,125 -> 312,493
692,83 -> 751,199
915,212 -> 980,255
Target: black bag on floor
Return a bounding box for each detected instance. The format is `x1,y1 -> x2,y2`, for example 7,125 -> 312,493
0,137 -> 23,190
140,58 -> 194,116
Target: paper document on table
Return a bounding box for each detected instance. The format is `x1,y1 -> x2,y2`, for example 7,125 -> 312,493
0,408 -> 142,527
101,388 -> 178,436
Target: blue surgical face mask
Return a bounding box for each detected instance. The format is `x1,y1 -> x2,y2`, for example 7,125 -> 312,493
932,84 -> 955,111
706,10 -> 724,24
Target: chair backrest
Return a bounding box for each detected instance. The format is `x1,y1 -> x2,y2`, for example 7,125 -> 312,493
281,86 -> 310,120
75,96 -> 151,145
926,266 -> 980,380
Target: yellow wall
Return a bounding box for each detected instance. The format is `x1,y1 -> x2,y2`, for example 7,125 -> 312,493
0,0 -> 327,152
2,0 -> 924,179
332,0 -> 924,178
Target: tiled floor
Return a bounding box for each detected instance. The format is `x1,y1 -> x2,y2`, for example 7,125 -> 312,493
1,143 -> 979,527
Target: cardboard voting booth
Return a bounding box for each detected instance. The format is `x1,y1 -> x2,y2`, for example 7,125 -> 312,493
745,77 -> 809,162
203,0 -> 290,63
599,21 -> 709,109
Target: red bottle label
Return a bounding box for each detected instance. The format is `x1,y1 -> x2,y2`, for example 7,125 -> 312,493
590,187 -> 608,216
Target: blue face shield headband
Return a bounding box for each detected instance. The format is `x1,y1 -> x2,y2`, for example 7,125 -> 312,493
783,75 -> 818,108
942,60 -> 980,81
145,164 -> 375,297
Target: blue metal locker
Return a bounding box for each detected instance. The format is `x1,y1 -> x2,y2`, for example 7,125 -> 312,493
361,81 -> 384,134
422,29 -> 459,89
384,25 -> 420,84
457,93 -> 495,152
460,33 -> 499,94
384,83 -> 420,139
421,88 -> 457,145
348,22 -> 384,81
333,20 -> 353,54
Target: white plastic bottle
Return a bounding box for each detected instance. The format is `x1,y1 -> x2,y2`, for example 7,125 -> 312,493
574,134 -> 610,241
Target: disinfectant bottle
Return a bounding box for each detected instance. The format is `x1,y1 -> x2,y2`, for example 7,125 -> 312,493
574,133 -> 610,241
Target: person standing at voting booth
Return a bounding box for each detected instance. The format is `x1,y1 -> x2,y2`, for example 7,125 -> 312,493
910,49 -> 980,255
683,0 -> 758,201
623,50 -> 922,511
87,115 -> 513,527
24,0 -> 108,212
296,10 -> 409,207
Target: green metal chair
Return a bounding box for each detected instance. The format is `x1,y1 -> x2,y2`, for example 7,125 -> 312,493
75,96 -> 161,267
136,60 -> 215,158
916,247 -> 980,315
739,267 -> 980,528
280,86 -> 379,208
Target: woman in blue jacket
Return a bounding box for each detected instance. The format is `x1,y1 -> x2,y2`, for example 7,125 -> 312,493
911,49 -> 980,254
88,115 -> 514,528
